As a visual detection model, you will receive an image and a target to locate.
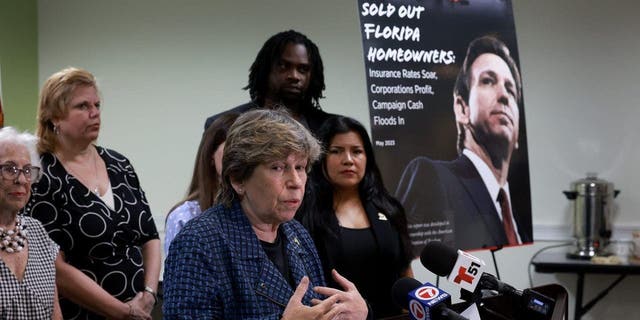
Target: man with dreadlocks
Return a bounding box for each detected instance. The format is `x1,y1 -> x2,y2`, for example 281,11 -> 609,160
204,30 -> 335,134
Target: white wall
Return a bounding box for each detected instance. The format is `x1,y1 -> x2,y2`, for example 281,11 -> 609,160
38,0 -> 369,228
513,0 -> 640,234
38,1 -> 640,319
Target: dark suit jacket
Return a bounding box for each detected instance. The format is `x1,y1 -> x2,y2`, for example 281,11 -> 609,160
204,101 -> 335,136
395,155 -> 532,252
163,201 -> 325,319
307,202 -> 410,318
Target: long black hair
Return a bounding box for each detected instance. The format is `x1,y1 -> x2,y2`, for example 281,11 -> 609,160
244,29 -> 325,110
298,116 -> 412,260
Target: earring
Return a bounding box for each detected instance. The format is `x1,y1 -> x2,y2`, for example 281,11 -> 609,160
53,124 -> 60,135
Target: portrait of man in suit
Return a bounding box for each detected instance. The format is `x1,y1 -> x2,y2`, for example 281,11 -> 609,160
395,35 -> 532,252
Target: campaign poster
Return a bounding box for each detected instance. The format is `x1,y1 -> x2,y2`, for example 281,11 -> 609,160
357,0 -> 531,254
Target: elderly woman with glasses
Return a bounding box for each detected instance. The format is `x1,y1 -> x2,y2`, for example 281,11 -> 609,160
163,109 -> 369,319
23,67 -> 159,320
0,127 -> 62,319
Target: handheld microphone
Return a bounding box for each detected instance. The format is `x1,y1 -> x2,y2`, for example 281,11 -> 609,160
420,241 -> 486,293
391,277 -> 468,320
420,241 -> 556,319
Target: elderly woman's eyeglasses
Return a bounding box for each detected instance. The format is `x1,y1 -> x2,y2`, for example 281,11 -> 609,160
0,164 -> 41,182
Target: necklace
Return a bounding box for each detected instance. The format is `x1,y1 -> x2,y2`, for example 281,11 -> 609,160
0,215 -> 27,253
91,151 -> 99,195
60,149 -> 100,196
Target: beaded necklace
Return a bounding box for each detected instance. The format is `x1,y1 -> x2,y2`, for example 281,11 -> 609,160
0,215 -> 27,253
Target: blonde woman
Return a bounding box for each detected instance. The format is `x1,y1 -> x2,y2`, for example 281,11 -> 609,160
24,68 -> 159,320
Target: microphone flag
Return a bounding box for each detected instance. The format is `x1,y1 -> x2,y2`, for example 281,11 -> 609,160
445,250 -> 486,292
408,282 -> 451,320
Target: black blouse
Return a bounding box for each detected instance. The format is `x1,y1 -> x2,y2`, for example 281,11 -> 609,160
312,203 -> 410,319
23,146 -> 159,320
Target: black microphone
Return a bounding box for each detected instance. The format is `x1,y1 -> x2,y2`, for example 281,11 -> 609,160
420,241 -> 556,320
391,277 -> 422,309
420,241 -> 518,296
391,277 -> 469,320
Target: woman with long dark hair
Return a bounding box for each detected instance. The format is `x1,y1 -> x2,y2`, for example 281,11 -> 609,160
298,116 -> 413,318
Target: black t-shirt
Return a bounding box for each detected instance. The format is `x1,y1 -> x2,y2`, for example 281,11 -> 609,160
339,226 -> 402,318
261,228 -> 295,288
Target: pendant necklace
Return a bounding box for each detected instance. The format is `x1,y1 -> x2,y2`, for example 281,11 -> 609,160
62,149 -> 100,196
91,151 -> 99,195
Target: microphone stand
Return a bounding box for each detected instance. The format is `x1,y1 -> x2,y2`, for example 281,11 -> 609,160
490,245 -> 503,280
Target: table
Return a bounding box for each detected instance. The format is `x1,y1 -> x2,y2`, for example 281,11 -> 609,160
531,250 -> 640,320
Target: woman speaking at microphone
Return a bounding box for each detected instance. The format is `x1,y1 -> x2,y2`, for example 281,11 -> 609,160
297,116 -> 413,318
163,109 -> 369,319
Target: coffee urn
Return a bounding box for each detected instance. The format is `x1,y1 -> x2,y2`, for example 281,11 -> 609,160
563,173 -> 620,259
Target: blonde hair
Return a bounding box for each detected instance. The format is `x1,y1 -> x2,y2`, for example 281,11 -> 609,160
36,67 -> 97,153
217,109 -> 321,207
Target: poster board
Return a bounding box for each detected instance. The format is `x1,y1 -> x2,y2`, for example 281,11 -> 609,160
357,0 -> 531,253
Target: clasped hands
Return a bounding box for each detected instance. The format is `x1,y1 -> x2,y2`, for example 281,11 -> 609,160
282,269 -> 369,320
120,292 -> 154,320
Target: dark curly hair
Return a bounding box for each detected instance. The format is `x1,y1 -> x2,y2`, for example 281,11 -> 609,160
244,30 -> 325,110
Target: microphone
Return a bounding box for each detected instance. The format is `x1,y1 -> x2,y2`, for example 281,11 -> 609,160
391,277 -> 468,320
420,241 -> 486,294
420,241 -> 556,320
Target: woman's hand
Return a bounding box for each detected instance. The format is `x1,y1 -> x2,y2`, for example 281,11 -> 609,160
312,269 -> 368,320
56,253 -> 149,320
282,276 -> 341,320
140,239 -> 161,314
126,292 -> 153,319
122,293 -> 152,320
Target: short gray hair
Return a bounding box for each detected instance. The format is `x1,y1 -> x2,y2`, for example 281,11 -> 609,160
0,127 -> 41,169
217,109 -> 321,207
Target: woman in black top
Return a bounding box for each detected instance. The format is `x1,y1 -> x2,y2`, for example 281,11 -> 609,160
25,67 -> 159,320
297,116 -> 413,318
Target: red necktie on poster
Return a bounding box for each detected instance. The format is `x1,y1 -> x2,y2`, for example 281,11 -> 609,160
498,188 -> 518,245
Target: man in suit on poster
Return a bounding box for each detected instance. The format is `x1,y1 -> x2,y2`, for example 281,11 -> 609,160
396,36 -> 532,251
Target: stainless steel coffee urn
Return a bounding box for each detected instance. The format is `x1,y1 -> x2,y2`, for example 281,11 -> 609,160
563,173 -> 619,259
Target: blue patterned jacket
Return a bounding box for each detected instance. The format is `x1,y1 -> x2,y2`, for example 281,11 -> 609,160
163,201 -> 326,319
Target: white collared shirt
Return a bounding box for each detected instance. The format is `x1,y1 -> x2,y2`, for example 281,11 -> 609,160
462,149 -> 521,244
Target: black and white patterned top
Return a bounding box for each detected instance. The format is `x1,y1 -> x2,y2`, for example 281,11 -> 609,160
0,216 -> 59,320
23,146 -> 159,320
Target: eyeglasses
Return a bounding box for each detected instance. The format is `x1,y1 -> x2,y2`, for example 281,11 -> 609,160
0,164 -> 41,182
